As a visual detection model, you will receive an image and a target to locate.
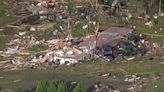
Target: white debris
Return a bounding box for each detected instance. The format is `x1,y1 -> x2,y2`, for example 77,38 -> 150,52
40,16 -> 47,19
101,73 -> 109,77
75,21 -> 81,25
127,57 -> 135,61
39,10 -> 46,14
66,50 -> 74,55
124,74 -> 141,83
93,21 -> 96,25
30,27 -> 36,31
13,79 -> 21,83
145,21 -> 153,28
0,28 -> 4,31
35,41 -> 40,44
19,31 -> 26,36
127,86 -> 135,90
155,85 -> 158,88
132,75 -> 136,78
81,13 -> 84,16
113,90 -> 120,92
159,62 -> 164,64
37,3 -> 42,6
160,13 -> 164,16
82,25 -> 88,29
53,29 -> 58,36
59,26 -> 64,30
6,46 -> 19,54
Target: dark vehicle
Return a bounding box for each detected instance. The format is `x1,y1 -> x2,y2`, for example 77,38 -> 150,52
71,38 -> 83,46
118,42 -> 147,57
128,34 -> 144,43
102,47 -> 115,61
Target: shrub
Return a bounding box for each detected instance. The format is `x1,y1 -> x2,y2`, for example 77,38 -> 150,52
57,81 -> 67,92
73,82 -> 86,92
47,81 -> 57,92
36,80 -> 48,92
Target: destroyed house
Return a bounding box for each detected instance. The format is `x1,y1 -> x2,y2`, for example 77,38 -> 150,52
79,27 -> 132,49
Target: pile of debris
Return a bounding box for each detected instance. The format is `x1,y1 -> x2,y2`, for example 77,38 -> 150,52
7,0 -> 94,32
0,27 -> 153,70
1,0 -> 161,70
124,73 -> 162,92
25,47 -> 86,66
77,27 -> 148,61
87,82 -> 120,92
124,74 -> 141,83
4,35 -> 40,54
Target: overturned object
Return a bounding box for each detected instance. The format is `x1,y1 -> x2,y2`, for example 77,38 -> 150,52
6,46 -> 19,54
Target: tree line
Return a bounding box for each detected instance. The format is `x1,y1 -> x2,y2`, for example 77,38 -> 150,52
16,80 -> 86,92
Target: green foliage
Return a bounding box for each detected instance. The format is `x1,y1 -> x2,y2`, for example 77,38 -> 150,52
73,82 -> 86,92
36,30 -> 54,40
67,3 -> 76,15
57,81 -> 67,92
72,23 -> 85,37
47,81 -> 57,92
16,81 -> 86,92
0,36 -> 7,50
0,14 -> 18,27
36,80 -> 48,92
16,88 -> 26,92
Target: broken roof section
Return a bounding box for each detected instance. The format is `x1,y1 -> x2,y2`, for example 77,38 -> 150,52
79,27 -> 132,48
102,27 -> 132,35
97,27 -> 132,48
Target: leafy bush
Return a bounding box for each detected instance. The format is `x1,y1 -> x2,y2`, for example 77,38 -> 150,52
20,80 -> 86,92
36,80 -> 48,92
47,82 -> 57,92
73,82 -> 86,92
57,81 -> 67,92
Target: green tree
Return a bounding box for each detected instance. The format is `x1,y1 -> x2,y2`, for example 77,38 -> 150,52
73,82 -> 86,92
36,80 -> 48,92
47,81 -> 58,92
57,81 -> 67,92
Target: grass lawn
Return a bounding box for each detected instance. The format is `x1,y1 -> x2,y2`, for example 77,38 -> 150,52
141,77 -> 164,92
0,59 -> 164,91
134,17 -> 164,43
0,14 -> 18,27
0,36 -> 7,50
0,35 -> 14,50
